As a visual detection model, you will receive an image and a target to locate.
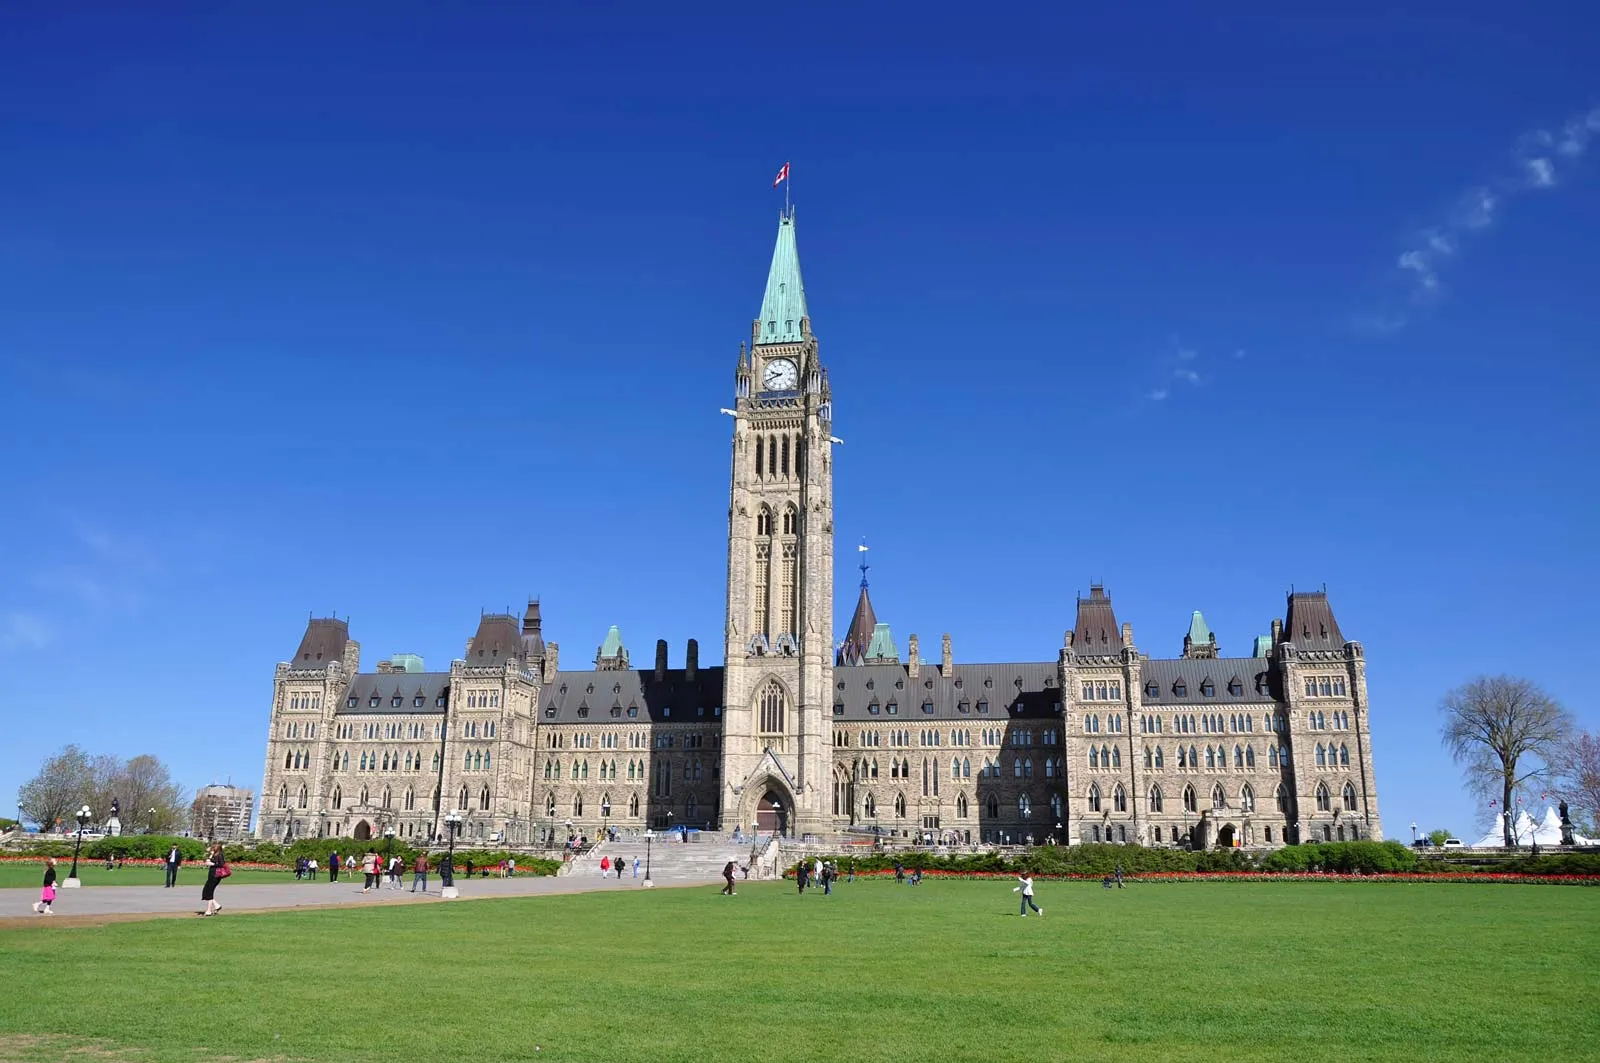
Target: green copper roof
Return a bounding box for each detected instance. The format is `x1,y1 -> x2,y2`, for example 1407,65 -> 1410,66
1187,610 -> 1213,647
599,625 -> 625,659
755,210 -> 807,345
865,622 -> 898,662
1253,634 -> 1273,658
388,653 -> 424,674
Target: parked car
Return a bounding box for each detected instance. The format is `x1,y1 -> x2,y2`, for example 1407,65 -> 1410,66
1442,838 -> 1464,848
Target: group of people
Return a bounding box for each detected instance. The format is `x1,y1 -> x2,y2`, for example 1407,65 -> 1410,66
597,855 -> 638,879
793,857 -> 841,895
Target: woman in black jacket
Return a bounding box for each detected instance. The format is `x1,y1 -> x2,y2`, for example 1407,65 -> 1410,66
201,844 -> 228,916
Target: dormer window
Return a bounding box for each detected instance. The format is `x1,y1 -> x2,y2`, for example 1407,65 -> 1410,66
1200,680 -> 1215,698
1228,678 -> 1244,697
436,694 -> 448,707
833,703 -> 844,716
368,695 -> 381,707
391,695 -> 403,708
886,701 -> 898,715
413,695 -> 424,707
544,707 -> 556,719
611,706 -> 621,717
895,680 -> 904,690
977,699 -> 989,714
921,701 -> 934,714
957,699 -> 970,714
347,696 -> 358,708
577,707 -> 589,719
1144,681 -> 1159,699
1173,681 -> 1187,698
868,701 -> 880,715
627,707 -> 638,718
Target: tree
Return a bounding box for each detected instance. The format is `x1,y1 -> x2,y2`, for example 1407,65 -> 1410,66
1427,829 -> 1452,847
17,744 -> 91,832
112,754 -> 188,833
1440,676 -> 1574,847
1550,731 -> 1600,836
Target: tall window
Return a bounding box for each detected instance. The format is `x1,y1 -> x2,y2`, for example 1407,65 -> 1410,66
1183,785 -> 1197,813
759,681 -> 786,734
1240,784 -> 1255,812
779,540 -> 797,637
1342,783 -> 1358,811
753,542 -> 771,638
1316,783 -> 1331,811
1211,784 -> 1225,810
1113,784 -> 1127,812
1087,784 -> 1101,812
1148,785 -> 1163,812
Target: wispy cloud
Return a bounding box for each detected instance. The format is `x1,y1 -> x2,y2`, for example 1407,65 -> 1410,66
1146,388 -> 1170,402
1141,336 -> 1245,404
0,611 -> 53,652
1380,104 -> 1600,327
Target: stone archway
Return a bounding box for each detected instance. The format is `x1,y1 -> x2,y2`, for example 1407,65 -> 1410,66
353,820 -> 372,841
756,792 -> 788,836
1216,823 -> 1237,849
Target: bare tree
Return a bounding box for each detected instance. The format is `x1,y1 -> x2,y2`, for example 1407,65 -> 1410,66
1440,676 -> 1574,846
116,754 -> 188,833
1550,731 -> 1600,836
16,745 -> 92,832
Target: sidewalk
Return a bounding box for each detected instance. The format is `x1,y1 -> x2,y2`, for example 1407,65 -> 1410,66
2,867 -> 724,926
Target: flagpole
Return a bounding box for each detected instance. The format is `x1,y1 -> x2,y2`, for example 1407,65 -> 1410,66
786,160 -> 791,217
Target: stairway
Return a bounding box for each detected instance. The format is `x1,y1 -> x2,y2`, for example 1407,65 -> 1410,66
576,833 -> 763,883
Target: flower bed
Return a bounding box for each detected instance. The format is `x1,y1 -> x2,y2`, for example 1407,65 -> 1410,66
792,866 -> 1600,885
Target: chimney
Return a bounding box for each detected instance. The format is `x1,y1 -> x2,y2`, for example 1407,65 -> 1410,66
685,638 -> 699,682
908,634 -> 920,679
376,660 -> 393,674
1121,622 -> 1133,647
655,639 -> 668,682
547,642 -> 559,675
1271,618 -> 1283,645
465,638 -> 474,659
940,633 -> 953,678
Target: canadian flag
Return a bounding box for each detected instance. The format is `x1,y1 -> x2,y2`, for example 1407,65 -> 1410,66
773,162 -> 790,188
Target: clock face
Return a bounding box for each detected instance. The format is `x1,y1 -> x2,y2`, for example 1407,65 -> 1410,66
763,358 -> 798,391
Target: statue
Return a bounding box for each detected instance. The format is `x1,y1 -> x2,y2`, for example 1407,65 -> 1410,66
108,798 -> 122,838
1560,800 -> 1575,846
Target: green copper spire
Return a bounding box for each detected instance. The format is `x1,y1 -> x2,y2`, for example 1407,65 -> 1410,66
755,209 -> 808,345
1186,610 -> 1213,647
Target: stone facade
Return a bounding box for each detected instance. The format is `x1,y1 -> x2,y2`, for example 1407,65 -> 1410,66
256,210 -> 1382,849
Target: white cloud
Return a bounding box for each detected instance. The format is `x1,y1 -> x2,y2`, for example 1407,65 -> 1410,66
1233,348 -> 1246,360
1175,368 -> 1201,385
1176,347 -> 1198,361
1146,388 -> 1170,402
0,611 -> 52,651
1374,104 -> 1600,328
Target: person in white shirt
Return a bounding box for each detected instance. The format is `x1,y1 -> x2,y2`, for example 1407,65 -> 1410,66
1013,873 -> 1043,917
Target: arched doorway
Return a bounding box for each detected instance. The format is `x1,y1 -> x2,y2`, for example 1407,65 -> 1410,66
756,792 -> 788,836
1216,823 -> 1236,849
353,820 -> 372,841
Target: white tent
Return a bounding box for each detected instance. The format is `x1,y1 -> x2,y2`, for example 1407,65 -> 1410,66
1470,806 -> 1594,848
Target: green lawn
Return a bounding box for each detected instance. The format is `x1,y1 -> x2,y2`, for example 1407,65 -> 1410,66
1,880 -> 1596,1063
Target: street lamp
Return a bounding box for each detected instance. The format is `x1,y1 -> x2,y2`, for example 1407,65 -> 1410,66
643,828 -> 655,888
65,805 -> 92,887
1410,821 -> 1418,843
442,811 -> 463,898
384,826 -> 396,859
147,808 -> 157,835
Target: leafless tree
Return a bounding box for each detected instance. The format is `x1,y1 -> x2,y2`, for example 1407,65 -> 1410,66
1440,676 -> 1574,846
16,745 -> 91,832
1550,731 -> 1600,836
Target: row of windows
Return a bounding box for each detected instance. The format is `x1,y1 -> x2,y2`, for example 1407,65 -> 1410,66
753,503 -> 800,536
836,727 -> 1015,748
837,699 -> 1013,717
1142,676 -> 1264,700
1307,710 -> 1351,730
857,791 -> 1066,822
461,720 -> 498,738
546,792 -> 653,819
352,693 -> 450,710
1303,676 -> 1348,698
753,434 -> 805,481
281,722 -> 319,739
1083,714 -> 1124,734
287,693 -> 323,711
465,690 -> 500,709
542,757 -> 717,784
1081,681 -> 1123,701
334,721 -> 445,741
547,704 -> 720,721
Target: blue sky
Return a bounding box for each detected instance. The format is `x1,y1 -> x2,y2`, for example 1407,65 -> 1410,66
1,3 -> 1595,839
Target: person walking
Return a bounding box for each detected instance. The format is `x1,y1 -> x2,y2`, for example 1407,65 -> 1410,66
164,844 -> 182,888
821,861 -> 833,896
600,855 -> 610,878
721,860 -> 737,896
507,857 -> 516,879
201,844 -> 229,916
329,851 -> 340,882
411,851 -> 430,893
632,857 -> 639,878
1114,864 -> 1125,888
615,858 -> 624,880
1013,872 -> 1043,917
361,850 -> 378,894
32,857 -> 58,915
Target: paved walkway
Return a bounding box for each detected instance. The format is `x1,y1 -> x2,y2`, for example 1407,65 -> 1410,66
1,868 -> 725,926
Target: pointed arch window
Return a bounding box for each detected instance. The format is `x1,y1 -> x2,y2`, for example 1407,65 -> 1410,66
1245,746 -> 1256,768
1342,783 -> 1358,811
985,793 -> 999,818
1268,745 -> 1279,769
277,784 -> 288,809
957,792 -> 969,818
1240,784 -> 1255,812
297,784 -> 308,809
1316,744 -> 1327,767
1315,783 -> 1331,812
332,786 -> 342,810
1018,794 -> 1031,817
601,795 -> 612,818
1234,745 -> 1244,769
1087,784 -> 1102,813
459,785 -> 469,809
1275,783 -> 1288,813
629,793 -> 640,817
1113,784 -> 1127,812
572,794 -> 583,817
758,681 -> 786,734
1211,784 -> 1226,809
1183,784 -> 1197,813
546,793 -> 557,817
1339,743 -> 1350,767
894,793 -> 907,818
1148,784 -> 1164,812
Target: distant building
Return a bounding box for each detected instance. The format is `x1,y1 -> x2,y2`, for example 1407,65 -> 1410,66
256,209 -> 1383,850
193,784 -> 253,842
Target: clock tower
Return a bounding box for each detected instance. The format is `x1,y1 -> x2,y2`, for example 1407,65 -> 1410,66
720,208 -> 835,838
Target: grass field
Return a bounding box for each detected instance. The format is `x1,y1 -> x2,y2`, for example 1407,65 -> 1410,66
1,879 -> 1596,1063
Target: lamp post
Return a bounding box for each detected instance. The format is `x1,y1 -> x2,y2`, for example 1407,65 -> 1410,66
147,808 -> 157,835
384,826 -> 396,859
1055,821 -> 1063,847
65,805 -> 92,887
643,828 -> 654,888
1410,821 -> 1418,843
442,811 -> 462,898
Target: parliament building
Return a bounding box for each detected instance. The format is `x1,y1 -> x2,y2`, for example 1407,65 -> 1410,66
257,210 -> 1384,850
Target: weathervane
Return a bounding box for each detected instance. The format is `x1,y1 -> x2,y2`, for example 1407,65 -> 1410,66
858,538 -> 870,588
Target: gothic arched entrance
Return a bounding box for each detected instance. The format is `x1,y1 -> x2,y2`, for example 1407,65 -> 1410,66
756,792 -> 788,836
353,820 -> 372,841
1216,823 -> 1236,849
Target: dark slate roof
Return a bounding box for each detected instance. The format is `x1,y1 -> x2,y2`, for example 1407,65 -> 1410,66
1136,658 -> 1277,705
290,617 -> 349,670
1283,592 -> 1345,652
468,613 -> 524,665
337,672 -> 452,715
540,668 -> 726,724
840,583 -> 877,664
1073,586 -> 1121,652
832,662 -> 1063,723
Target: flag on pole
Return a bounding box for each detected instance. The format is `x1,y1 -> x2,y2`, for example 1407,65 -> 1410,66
773,162 -> 790,189
858,542 -> 869,552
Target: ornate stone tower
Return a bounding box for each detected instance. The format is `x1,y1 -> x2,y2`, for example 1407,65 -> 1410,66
720,208 -> 835,838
